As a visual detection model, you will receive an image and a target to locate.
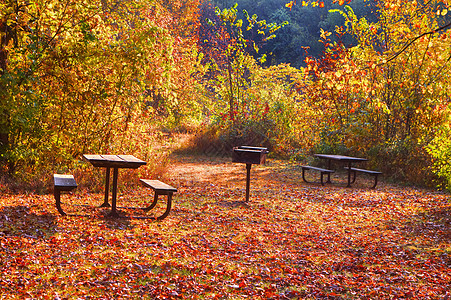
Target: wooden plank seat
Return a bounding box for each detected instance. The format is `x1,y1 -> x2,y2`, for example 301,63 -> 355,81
53,174 -> 77,216
345,167 -> 382,189
140,179 -> 177,220
301,166 -> 335,185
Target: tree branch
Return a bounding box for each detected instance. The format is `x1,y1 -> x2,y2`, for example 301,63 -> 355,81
385,21 -> 451,63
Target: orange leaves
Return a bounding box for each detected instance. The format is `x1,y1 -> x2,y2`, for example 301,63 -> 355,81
319,28 -> 332,40
1,156 -> 451,298
369,25 -> 378,35
285,1 -> 295,10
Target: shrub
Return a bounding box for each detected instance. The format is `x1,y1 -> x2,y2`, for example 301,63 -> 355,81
426,117 -> 451,191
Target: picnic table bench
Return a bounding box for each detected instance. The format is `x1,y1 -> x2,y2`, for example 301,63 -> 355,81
301,166 -> 335,185
140,179 -> 177,220
344,167 -> 382,189
53,174 -> 78,216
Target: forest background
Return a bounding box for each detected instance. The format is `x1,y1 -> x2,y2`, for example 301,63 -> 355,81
1,0 -> 451,192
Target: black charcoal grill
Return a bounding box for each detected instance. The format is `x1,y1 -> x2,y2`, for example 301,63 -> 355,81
232,146 -> 269,202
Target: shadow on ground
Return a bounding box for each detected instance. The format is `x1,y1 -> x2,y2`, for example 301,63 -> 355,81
0,205 -> 57,239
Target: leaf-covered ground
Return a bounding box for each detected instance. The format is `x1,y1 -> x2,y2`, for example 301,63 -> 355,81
0,155 -> 450,299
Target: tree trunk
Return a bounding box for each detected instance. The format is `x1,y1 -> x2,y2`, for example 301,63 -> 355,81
0,20 -> 12,166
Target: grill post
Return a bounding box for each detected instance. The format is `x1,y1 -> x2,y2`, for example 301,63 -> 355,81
232,146 -> 269,202
245,163 -> 251,202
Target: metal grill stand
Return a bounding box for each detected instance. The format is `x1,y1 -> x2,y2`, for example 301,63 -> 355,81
232,146 -> 269,202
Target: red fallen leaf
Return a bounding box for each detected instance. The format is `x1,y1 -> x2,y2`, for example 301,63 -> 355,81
328,292 -> 339,297
264,287 -> 277,298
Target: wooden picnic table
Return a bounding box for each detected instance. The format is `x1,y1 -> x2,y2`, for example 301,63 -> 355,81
314,154 -> 367,187
83,154 -> 147,217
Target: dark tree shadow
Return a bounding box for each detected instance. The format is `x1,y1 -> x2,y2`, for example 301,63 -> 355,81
101,213 -> 134,230
396,205 -> 451,245
215,200 -> 250,208
0,205 -> 57,239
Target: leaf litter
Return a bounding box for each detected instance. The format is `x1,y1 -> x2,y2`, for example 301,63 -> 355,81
0,155 -> 449,299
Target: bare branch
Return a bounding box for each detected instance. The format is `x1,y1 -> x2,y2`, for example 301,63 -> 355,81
385,21 -> 451,64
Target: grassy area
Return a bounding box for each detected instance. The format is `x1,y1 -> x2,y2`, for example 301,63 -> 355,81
0,155 -> 450,299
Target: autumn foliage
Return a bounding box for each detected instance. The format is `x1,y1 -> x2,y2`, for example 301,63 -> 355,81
0,0 -> 204,188
284,0 -> 451,188
1,0 -> 451,189
1,0 -> 451,297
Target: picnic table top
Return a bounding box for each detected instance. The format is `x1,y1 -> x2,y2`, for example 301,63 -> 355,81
83,154 -> 147,169
314,154 -> 368,162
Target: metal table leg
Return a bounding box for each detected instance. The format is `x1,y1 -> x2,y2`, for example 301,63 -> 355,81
326,159 -> 332,183
100,167 -> 111,207
346,161 -> 352,187
108,167 -> 120,218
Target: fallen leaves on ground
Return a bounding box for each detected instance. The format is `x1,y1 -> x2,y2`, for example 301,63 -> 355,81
0,155 -> 450,299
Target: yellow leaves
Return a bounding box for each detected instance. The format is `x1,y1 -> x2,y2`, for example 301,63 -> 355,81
285,0 -> 328,10
348,78 -> 361,86
285,0 -> 328,7
319,28 -> 332,40
437,9 -> 448,16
